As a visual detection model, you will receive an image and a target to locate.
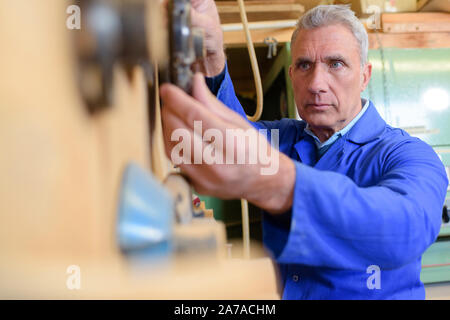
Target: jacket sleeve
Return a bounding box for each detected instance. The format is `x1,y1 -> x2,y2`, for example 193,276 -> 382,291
275,138 -> 448,270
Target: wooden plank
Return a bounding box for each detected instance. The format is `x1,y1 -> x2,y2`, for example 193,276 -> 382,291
368,32 -> 450,49
216,1 -> 304,13
224,27 -> 295,46
382,12 -> 450,33
220,12 -> 302,24
224,24 -> 450,48
217,0 -> 304,24
222,19 -> 297,31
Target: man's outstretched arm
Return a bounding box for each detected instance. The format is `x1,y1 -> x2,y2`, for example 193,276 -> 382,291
160,74 -> 296,214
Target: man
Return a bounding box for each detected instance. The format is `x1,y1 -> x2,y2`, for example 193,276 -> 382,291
160,2 -> 449,299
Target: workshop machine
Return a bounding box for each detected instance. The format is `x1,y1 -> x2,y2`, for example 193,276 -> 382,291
0,0 -> 279,299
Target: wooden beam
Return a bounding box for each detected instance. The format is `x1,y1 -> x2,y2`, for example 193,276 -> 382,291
217,0 -> 304,24
223,23 -> 450,49
368,31 -> 450,49
224,27 -> 294,46
222,20 -> 296,32
382,12 -> 450,33
216,1 -> 304,14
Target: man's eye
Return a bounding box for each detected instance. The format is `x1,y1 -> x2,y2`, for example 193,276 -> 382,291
297,62 -> 310,70
330,61 -> 344,69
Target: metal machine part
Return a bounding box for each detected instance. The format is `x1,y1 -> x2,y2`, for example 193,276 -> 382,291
264,37 -> 278,59
164,173 -> 194,224
163,0 -> 206,223
116,165 -> 221,259
74,0 -> 121,112
117,163 -> 174,255
74,0 -> 156,112
168,0 -> 205,93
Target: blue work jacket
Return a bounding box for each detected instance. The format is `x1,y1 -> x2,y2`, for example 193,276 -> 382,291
206,64 -> 448,299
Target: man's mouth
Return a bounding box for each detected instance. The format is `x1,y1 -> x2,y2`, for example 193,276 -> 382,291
305,103 -> 332,110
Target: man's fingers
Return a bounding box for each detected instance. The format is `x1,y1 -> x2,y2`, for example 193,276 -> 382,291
191,73 -> 214,108
191,0 -> 218,18
162,105 -> 212,165
161,106 -> 186,159
160,75 -> 253,139
160,82 -> 205,126
190,7 -> 211,30
191,74 -> 233,122
160,82 -> 229,134
191,73 -> 252,127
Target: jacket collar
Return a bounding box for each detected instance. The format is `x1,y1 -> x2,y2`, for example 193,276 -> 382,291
293,101 -> 387,166
296,100 -> 386,145
345,100 -> 386,145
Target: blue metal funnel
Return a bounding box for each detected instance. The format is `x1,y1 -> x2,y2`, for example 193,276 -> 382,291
117,163 -> 174,256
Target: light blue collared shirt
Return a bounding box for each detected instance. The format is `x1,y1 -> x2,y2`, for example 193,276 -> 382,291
304,99 -> 370,158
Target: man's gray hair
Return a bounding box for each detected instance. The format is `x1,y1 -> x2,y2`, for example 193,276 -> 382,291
291,5 -> 368,66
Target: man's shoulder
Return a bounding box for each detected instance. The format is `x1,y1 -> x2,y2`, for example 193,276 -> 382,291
379,124 -> 431,150
263,118 -> 307,130
255,118 -> 307,151
256,118 -> 306,134
371,124 -> 438,166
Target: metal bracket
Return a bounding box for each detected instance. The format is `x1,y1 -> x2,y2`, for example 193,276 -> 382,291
73,0 -> 154,112
264,37 -> 278,59
168,0 -> 205,94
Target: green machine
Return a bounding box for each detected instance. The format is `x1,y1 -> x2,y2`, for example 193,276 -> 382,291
364,47 -> 450,284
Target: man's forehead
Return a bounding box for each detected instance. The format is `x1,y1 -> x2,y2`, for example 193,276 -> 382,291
291,24 -> 360,55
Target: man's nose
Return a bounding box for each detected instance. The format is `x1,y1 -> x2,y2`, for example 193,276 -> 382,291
308,65 -> 328,94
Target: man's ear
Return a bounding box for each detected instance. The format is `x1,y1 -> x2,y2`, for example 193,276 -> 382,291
289,64 -> 293,82
360,62 -> 372,92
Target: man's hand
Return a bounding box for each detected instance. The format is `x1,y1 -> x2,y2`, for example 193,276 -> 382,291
191,0 -> 226,76
160,74 -> 295,214
162,0 -> 225,76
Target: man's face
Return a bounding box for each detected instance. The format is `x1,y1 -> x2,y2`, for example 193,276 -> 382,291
289,24 -> 372,135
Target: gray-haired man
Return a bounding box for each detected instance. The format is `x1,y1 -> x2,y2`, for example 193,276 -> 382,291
160,2 -> 448,299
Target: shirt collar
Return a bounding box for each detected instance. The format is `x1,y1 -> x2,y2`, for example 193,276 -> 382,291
304,99 -> 370,150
